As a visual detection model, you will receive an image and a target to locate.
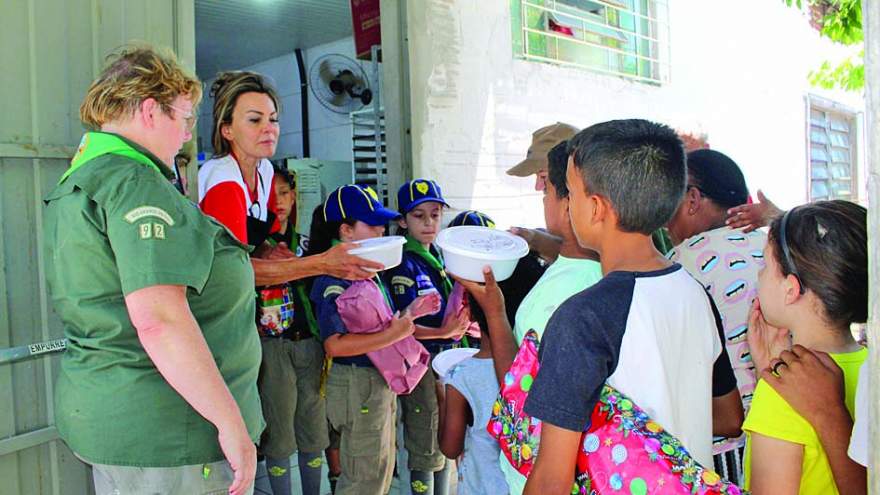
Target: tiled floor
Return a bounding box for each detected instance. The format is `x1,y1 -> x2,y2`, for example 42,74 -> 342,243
256,420 -> 458,495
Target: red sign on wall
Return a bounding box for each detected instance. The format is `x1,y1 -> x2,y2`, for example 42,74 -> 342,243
351,0 -> 381,60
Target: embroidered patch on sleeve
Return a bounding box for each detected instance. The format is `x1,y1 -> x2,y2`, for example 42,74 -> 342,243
124,206 -> 175,226
322,285 -> 345,298
391,276 -> 415,288
138,222 -> 167,240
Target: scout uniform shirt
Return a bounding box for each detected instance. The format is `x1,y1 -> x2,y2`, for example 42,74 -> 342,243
43,132 -> 264,467
311,275 -> 396,367
384,238 -> 455,352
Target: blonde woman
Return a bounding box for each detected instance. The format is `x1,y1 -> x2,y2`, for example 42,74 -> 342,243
198,71 -> 380,283
198,71 -> 380,495
44,46 -> 260,495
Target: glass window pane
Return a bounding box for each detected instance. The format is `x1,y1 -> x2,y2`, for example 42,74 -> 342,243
811,162 -> 829,179
830,181 -> 852,197
811,181 -> 829,199
810,128 -> 828,144
829,131 -> 850,148
810,145 -> 828,162
830,117 -> 850,132
526,5 -> 547,30
526,31 -> 551,57
831,163 -> 851,179
515,0 -> 665,83
831,149 -> 850,163
555,0 -> 605,16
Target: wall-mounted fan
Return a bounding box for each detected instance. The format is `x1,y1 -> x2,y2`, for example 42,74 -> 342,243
309,53 -> 373,115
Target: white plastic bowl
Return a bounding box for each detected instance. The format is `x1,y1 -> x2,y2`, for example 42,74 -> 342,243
436,226 -> 529,282
349,235 -> 406,271
433,348 -> 480,379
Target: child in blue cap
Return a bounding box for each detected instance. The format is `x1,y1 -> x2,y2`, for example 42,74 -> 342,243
384,179 -> 470,495
448,210 -> 497,228
308,184 -> 439,495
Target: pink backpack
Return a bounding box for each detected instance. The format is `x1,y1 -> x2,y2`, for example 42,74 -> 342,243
335,280 -> 430,394
487,329 -> 743,494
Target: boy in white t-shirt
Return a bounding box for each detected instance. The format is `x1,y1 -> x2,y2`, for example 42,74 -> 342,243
520,120 -> 726,492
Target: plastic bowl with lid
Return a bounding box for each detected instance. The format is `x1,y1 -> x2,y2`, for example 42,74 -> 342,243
349,235 -> 406,271
436,226 -> 529,282
432,348 -> 480,379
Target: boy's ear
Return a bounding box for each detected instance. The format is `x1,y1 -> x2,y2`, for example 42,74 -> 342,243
685,186 -> 702,215
561,196 -> 570,215
590,194 -> 611,226
396,217 -> 408,230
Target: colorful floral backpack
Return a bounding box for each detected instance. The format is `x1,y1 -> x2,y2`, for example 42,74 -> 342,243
487,329 -> 744,495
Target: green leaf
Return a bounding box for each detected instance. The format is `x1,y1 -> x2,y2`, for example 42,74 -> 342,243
808,51 -> 865,91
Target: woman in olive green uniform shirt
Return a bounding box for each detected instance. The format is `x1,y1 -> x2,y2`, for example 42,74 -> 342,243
43,46 -> 262,495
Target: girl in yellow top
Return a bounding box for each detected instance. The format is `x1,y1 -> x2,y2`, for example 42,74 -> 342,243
744,200 -> 868,495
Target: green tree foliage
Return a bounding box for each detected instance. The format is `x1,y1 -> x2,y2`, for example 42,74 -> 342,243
784,0 -> 864,91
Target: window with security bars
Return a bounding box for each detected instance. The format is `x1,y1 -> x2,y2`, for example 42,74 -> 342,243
511,0 -> 670,84
807,99 -> 859,202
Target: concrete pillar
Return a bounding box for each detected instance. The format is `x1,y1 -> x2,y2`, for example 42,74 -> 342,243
380,0 -> 413,208
863,0 -> 879,491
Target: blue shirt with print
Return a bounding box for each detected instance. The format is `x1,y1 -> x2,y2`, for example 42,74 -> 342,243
383,248 -> 455,353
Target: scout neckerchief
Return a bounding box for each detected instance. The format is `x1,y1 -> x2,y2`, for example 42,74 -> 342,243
403,234 -> 469,347
331,239 -> 394,310
374,274 -> 394,312
60,132 -> 165,184
266,226 -> 320,339
403,235 -> 453,298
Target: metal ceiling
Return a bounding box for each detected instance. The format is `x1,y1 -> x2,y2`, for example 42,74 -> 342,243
195,0 -> 353,79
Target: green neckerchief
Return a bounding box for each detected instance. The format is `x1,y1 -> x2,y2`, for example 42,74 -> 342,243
374,275 -> 394,312
330,239 -> 394,310
403,235 -> 469,347
60,132 -> 167,184
266,227 -> 320,339
403,235 -> 453,298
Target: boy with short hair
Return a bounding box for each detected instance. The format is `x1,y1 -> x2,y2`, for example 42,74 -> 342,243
522,119 -> 724,493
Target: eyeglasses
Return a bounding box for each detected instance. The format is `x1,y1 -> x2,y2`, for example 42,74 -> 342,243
778,208 -> 806,295
166,103 -> 197,130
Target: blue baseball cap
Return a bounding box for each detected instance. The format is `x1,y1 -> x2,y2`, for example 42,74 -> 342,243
323,184 -> 401,226
448,210 -> 496,228
397,179 -> 450,214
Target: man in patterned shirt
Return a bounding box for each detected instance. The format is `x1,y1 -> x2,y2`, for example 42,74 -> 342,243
666,149 -> 765,483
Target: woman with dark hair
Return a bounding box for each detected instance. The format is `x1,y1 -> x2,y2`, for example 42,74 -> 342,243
743,200 -> 868,495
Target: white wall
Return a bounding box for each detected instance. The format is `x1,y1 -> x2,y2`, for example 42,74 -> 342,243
196,36 -> 380,163
406,0 -> 865,229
